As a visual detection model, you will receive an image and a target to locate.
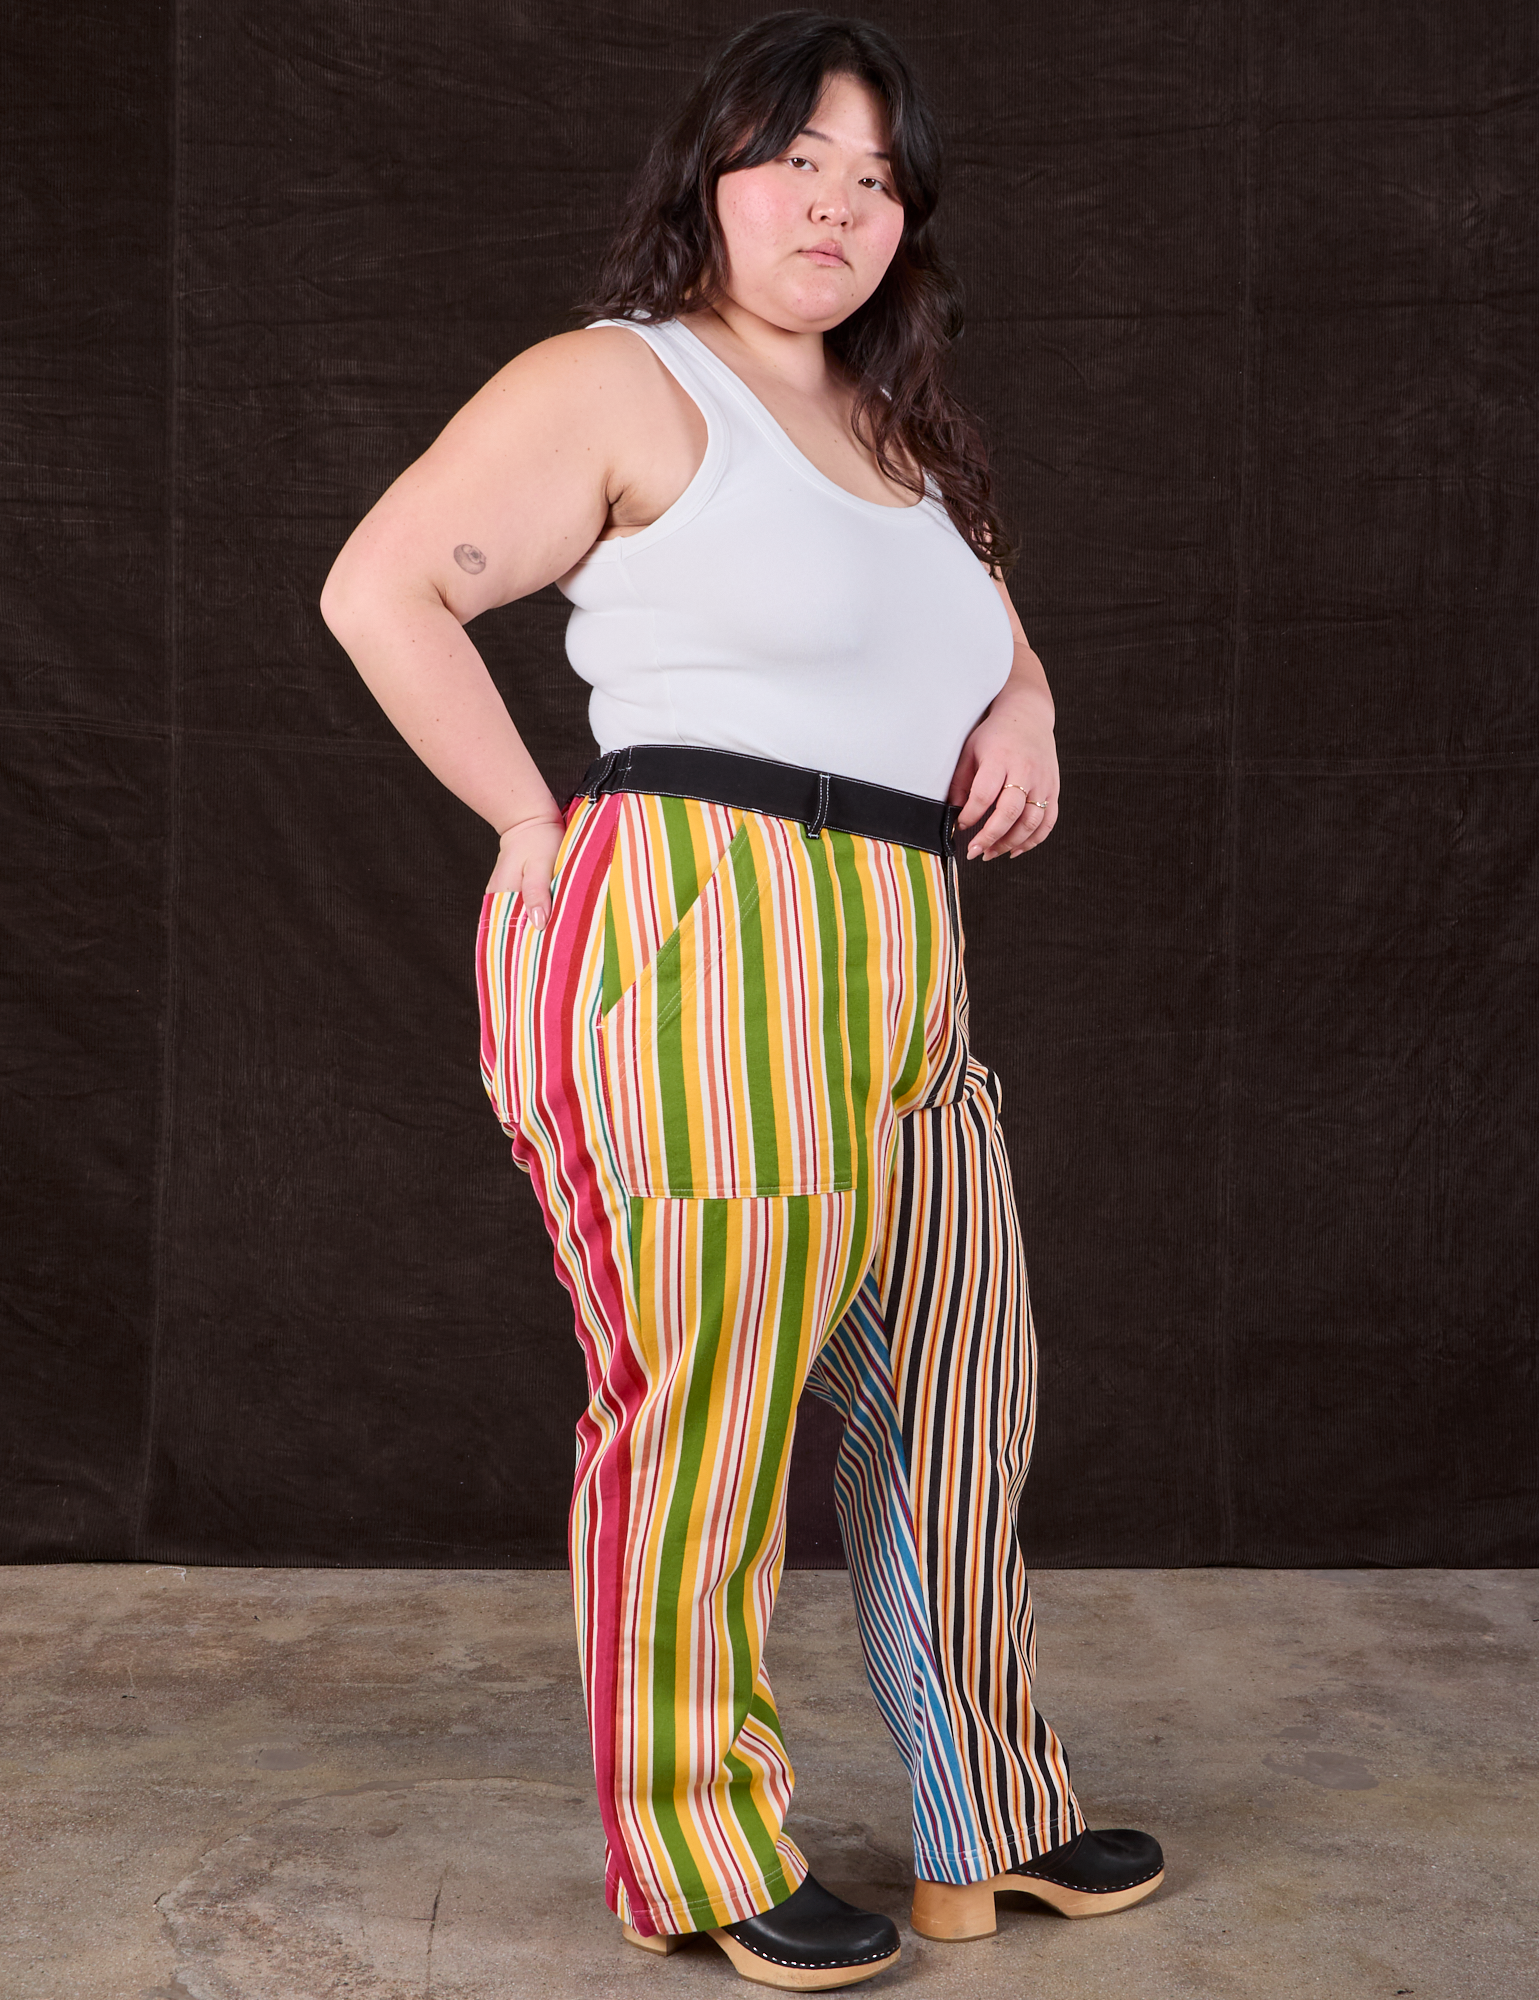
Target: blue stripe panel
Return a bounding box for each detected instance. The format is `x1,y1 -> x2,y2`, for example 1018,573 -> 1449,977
806,1274 -> 995,1881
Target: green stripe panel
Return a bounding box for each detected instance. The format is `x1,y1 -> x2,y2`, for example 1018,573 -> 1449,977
733,835 -> 781,1192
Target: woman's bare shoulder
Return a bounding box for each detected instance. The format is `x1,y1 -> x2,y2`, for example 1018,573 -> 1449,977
447,323 -> 701,549
471,322 -> 667,417
415,325 -> 680,492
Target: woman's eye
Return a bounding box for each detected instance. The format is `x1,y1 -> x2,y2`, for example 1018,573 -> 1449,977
859,176 -> 889,193
786,155 -> 813,170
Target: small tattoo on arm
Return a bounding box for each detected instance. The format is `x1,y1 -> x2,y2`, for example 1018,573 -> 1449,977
453,543 -> 487,574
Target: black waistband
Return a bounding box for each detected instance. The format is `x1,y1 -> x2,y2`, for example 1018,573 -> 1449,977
572,744 -> 961,858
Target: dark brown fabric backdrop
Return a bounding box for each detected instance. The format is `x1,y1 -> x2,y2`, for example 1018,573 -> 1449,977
4,1 -> 1536,1568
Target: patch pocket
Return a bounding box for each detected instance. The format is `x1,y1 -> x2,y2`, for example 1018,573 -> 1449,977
596,812 -> 857,1199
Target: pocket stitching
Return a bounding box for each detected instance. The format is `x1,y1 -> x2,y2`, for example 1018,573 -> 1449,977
651,847 -> 763,1038
597,824 -> 847,1198
598,814 -> 751,1027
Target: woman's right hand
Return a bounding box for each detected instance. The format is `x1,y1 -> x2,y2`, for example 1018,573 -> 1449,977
486,808 -> 568,926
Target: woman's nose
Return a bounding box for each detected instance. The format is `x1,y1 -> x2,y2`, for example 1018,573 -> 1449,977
812,187 -> 852,226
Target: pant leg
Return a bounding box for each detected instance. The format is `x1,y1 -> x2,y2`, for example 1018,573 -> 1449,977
806,900 -> 1083,1884
476,791 -> 958,1935
580,1189 -> 870,1935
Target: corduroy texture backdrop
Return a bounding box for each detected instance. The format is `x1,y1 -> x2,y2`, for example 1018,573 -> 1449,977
4,1 -> 1536,1568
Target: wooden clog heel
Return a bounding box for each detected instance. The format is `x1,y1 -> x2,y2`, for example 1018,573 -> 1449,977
910,1876 -> 1000,1940
622,1920 -> 682,1954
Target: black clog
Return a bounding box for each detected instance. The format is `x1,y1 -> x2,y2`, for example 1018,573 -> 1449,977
624,1870 -> 901,1989
1012,1827 -> 1166,1913
911,1825 -> 1165,1939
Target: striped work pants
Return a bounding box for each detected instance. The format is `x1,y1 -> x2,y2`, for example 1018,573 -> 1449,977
476,786 -> 1082,1937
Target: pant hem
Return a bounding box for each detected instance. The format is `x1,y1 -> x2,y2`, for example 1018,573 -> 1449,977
616,1847 -> 807,1936
913,1801 -> 1087,1885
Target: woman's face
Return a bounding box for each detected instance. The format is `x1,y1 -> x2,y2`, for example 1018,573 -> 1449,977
714,72 -> 906,334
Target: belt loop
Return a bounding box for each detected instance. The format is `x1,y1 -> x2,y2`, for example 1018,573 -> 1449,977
590,748 -> 620,797
804,770 -> 831,842
942,801 -> 961,852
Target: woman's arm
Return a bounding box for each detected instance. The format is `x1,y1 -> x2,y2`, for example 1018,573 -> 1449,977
318,328 -> 662,918
947,573 -> 1060,860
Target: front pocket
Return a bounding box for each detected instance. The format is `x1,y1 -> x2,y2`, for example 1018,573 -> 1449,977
598,792 -> 744,1021
477,888 -> 530,1139
478,791 -> 625,1134
596,810 -> 859,1199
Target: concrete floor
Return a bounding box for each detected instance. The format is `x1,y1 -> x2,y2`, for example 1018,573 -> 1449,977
1,1566 -> 1534,1999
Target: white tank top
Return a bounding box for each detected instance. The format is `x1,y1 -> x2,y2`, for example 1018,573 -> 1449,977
557,316 -> 1014,801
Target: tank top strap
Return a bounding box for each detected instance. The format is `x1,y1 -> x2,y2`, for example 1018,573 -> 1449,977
583,316 -> 736,428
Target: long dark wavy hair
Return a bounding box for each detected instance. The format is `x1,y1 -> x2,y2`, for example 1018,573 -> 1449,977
577,11 -> 1013,573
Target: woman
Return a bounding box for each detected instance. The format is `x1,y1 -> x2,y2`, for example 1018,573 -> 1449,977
321,13 -> 1161,1990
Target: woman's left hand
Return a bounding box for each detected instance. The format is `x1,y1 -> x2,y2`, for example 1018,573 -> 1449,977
948,682 -> 1060,860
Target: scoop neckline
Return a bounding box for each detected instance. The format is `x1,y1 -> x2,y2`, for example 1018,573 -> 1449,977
668,317 -> 929,518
